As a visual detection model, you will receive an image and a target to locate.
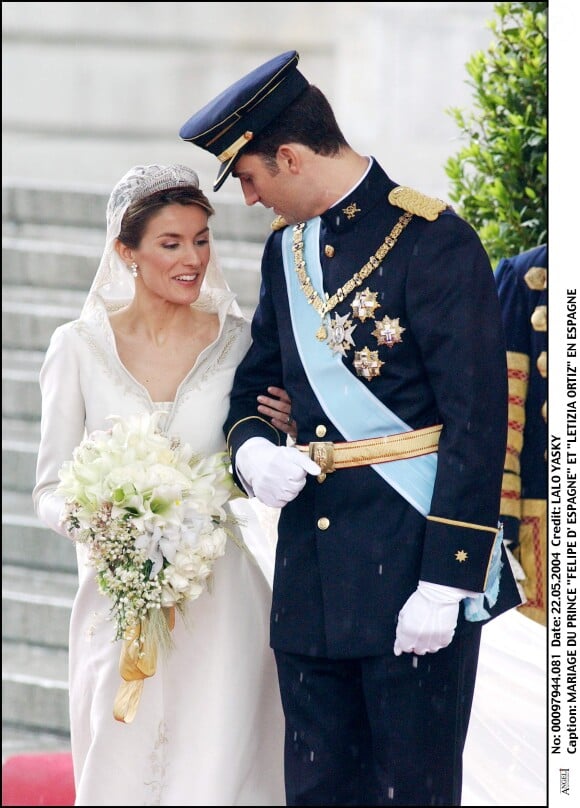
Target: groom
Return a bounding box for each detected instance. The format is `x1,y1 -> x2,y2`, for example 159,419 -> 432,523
180,50 -> 522,805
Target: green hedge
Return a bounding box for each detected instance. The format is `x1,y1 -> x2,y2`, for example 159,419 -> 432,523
444,2 -> 547,266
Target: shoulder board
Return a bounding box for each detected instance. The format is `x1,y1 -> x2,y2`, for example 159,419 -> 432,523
270,215 -> 289,231
388,186 -> 449,222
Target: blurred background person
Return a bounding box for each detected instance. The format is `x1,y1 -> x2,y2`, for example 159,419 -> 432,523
495,244 -> 548,626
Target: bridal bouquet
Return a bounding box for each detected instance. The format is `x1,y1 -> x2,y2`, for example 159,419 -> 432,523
56,411 -> 240,722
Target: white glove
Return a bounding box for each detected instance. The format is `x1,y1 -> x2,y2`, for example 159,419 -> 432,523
236,437 -> 321,508
393,580 -> 479,656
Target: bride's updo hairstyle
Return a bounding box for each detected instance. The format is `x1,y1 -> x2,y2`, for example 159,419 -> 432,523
118,186 -> 215,250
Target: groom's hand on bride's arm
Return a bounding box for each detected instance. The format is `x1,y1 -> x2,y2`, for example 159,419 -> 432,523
257,386 -> 297,439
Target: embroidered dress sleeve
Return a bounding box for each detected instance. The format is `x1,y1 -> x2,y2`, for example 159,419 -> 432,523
33,324 -> 87,537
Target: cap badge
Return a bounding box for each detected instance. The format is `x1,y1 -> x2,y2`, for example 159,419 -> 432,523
217,131 -> 254,164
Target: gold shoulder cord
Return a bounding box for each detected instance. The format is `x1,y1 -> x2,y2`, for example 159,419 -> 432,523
292,211 -> 413,341
388,186 -> 448,221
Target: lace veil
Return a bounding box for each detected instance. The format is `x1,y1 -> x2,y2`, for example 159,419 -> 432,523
80,163 -> 241,320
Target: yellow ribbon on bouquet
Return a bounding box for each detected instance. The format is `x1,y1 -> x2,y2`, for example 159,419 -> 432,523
113,606 -> 175,723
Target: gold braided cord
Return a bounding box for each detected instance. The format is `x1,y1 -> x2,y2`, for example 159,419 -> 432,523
292,212 -> 413,318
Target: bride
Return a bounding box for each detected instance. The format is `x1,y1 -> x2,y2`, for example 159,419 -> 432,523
32,163 -> 293,806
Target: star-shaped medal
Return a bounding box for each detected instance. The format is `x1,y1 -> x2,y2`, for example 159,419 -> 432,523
351,287 -> 381,322
455,550 -> 468,563
353,347 -> 384,380
327,312 -> 357,356
372,315 -> 406,348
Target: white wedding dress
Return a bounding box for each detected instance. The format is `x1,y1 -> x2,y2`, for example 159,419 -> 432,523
32,284 -> 547,808
33,289 -> 286,806
462,609 -> 547,806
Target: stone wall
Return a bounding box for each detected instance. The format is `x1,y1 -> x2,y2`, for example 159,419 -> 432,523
3,1 -> 495,199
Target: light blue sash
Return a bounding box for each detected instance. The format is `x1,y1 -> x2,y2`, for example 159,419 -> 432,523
282,218 -> 437,516
281,219 -> 502,621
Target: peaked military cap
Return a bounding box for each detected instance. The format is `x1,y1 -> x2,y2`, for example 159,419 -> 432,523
179,50 -> 308,191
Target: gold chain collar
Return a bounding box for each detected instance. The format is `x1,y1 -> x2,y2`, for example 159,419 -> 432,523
291,211 -> 413,321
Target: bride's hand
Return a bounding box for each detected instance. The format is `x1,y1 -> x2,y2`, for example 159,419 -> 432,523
257,386 -> 297,439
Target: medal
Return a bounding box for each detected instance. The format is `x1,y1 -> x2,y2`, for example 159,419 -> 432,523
292,213 -> 413,350
327,313 -> 357,356
351,288 -> 380,322
372,315 -> 406,348
353,347 -> 384,380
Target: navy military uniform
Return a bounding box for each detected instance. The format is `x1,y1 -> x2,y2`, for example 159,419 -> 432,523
223,160 -> 521,654
181,50 -> 521,806
496,245 -> 547,626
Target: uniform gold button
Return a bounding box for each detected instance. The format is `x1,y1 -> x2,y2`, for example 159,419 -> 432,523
317,517 -> 330,530
537,351 -> 547,378
531,305 -> 546,332
315,424 -> 327,438
324,245 -> 335,258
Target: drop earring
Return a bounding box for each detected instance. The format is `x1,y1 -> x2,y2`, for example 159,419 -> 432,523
129,262 -> 138,278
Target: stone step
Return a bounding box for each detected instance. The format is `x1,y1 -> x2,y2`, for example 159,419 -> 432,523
2,641 -> 70,735
3,417 -> 40,495
2,565 -> 76,650
2,286 -> 83,352
2,181 -> 106,231
2,236 -> 101,290
2,180 -> 274,244
2,491 -> 77,574
2,350 -> 43,421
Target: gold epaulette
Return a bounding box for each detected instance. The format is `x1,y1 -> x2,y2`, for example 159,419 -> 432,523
388,186 -> 449,222
271,215 -> 288,231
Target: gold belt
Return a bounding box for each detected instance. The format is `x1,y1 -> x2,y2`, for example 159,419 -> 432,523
296,424 -> 442,474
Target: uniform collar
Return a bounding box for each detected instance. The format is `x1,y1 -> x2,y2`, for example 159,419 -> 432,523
320,158 -> 397,233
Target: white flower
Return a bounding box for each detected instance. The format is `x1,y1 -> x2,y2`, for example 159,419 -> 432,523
198,525 -> 228,558
56,412 -> 238,643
